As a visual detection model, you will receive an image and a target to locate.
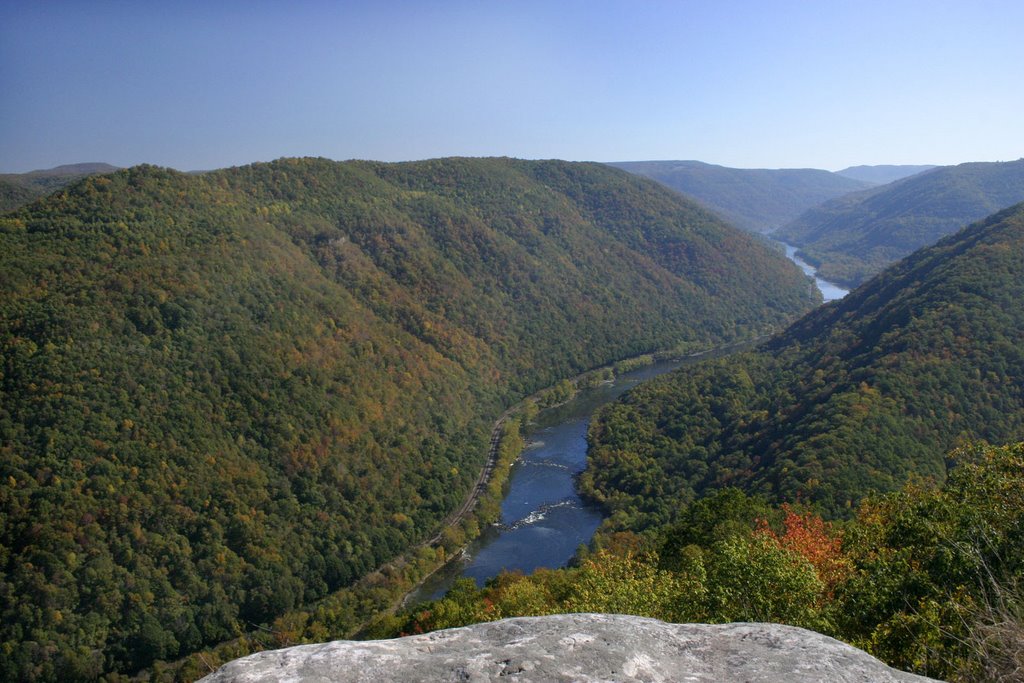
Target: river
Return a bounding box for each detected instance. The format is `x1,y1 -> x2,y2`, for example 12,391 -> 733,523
406,247 -> 843,604
405,357 -> 701,603
779,242 -> 849,301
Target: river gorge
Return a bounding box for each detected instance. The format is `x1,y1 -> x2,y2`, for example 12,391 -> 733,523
407,248 -> 848,603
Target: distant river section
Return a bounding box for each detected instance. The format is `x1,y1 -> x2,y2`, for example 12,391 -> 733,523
779,242 -> 849,301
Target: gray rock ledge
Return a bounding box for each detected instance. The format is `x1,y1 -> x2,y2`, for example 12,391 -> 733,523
199,613 -> 941,682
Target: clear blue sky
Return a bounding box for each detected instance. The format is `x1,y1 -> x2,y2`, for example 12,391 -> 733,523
2,0 -> 1022,173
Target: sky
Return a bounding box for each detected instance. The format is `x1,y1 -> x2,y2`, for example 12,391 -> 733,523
1,0 -> 1022,173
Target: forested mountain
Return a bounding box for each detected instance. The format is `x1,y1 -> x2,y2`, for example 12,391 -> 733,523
0,157 -> 818,680
608,160 -> 870,233
776,159 -> 1024,287
0,162 -> 120,212
834,164 -> 936,185
583,202 -> 1024,528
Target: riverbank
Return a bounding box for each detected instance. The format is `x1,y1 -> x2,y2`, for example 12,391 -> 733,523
395,335 -> 769,611
393,350 -> 689,609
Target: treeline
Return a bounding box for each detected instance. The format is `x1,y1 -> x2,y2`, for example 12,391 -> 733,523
385,442 -> 1024,682
0,157 -> 817,680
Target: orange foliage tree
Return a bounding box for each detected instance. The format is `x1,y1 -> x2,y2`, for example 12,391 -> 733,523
756,505 -> 850,596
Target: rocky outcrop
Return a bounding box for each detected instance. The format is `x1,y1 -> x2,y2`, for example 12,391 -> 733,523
198,613 -> 941,682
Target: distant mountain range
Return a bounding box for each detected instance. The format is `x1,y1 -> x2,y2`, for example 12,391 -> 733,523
776,159 -> 1024,287
585,200 -> 1024,525
0,162 -> 120,211
607,160 -> 872,233
834,164 -> 937,185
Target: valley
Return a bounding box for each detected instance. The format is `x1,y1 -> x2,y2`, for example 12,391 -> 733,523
0,158 -> 817,681
586,201 -> 1024,522
7,6 -> 1022,682
2,156 -> 1022,683
407,235 -> 846,604
609,160 -> 871,233
778,242 -> 848,301
776,159 -> 1024,286
407,348 -> 749,605
382,201 -> 1024,683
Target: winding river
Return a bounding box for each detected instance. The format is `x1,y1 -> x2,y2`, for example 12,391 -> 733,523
406,247 -> 846,604
779,242 -> 849,302
406,354 -> 729,604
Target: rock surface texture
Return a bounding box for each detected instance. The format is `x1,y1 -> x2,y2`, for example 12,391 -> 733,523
198,614 -> 941,682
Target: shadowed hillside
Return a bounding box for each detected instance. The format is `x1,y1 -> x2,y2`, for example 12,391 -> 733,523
834,164 -> 936,185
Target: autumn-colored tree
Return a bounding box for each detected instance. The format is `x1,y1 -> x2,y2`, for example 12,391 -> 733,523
756,505 -> 850,596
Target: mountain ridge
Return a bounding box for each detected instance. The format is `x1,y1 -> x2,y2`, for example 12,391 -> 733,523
0,162 -> 121,212
834,164 -> 937,185
608,160 -> 871,233
776,158 -> 1024,286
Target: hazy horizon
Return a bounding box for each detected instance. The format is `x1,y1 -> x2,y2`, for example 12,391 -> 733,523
2,0 -> 1022,174
0,156 -> 954,177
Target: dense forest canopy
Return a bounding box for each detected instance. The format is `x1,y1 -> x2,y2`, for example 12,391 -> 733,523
609,160 -> 871,233
583,202 -> 1024,529
0,157 -> 818,680
776,158 -> 1024,287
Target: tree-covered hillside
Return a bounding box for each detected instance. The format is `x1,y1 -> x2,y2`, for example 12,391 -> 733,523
609,160 -> 870,233
584,202 -> 1024,528
777,159 -> 1024,287
0,157 -> 817,680
0,163 -> 120,212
